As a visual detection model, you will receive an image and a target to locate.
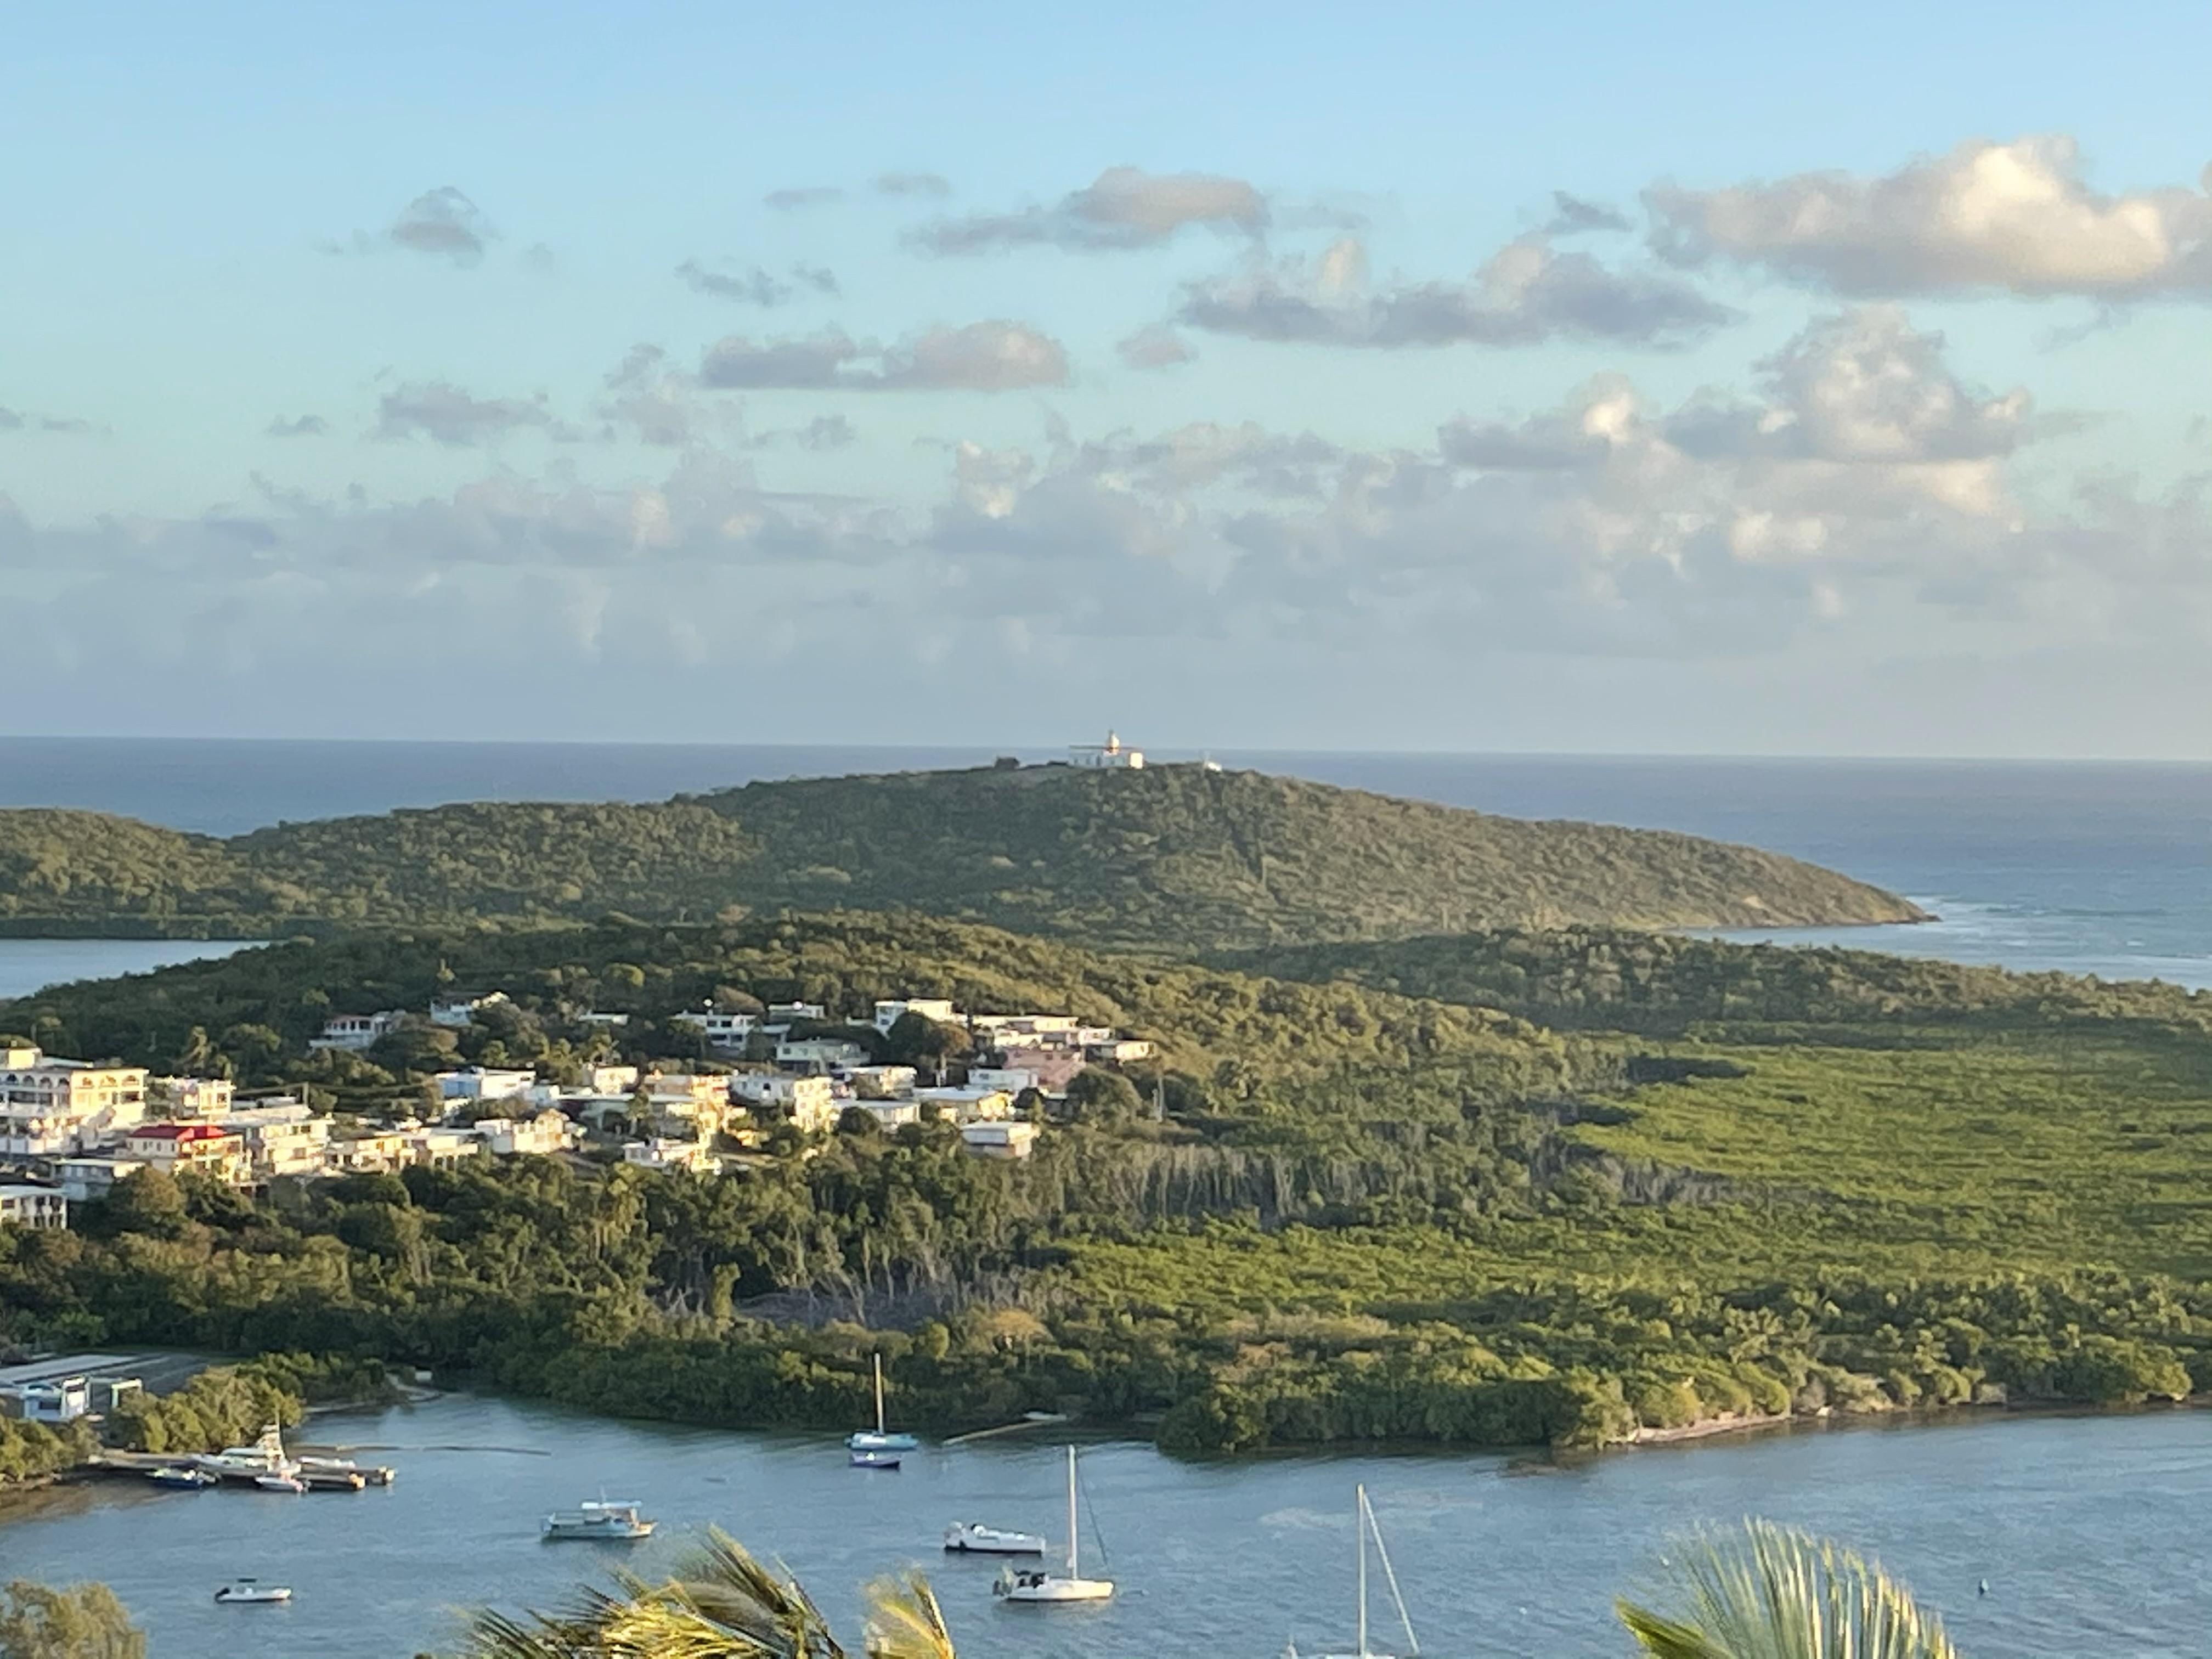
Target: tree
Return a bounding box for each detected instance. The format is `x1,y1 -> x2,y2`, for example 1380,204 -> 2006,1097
1617,1521 -> 1958,1659
881,1013 -> 969,1068
99,1170 -> 187,1240
1064,1068 -> 1142,1125
0,1580 -> 145,1659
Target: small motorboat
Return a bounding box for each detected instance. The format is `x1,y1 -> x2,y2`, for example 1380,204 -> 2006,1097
850,1448 -> 902,1471
944,1521 -> 1047,1555
543,1500 -> 655,1541
253,1472 -> 306,1494
147,1466 -> 218,1490
213,1579 -> 292,1604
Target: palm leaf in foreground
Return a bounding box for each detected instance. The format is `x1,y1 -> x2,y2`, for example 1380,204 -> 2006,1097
1617,1519 -> 1960,1659
861,1571 -> 957,1659
452,1529 -> 859,1659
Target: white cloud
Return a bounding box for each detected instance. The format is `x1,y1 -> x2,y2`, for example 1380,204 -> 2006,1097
375,382 -> 564,447
1648,136 -> 2212,298
698,322 -> 1069,391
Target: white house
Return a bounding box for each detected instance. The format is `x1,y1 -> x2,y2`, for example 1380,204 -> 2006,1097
670,1007 -> 760,1050
436,1066 -> 537,1103
309,1011 -> 404,1052
225,1103 -> 330,1180
52,1156 -> 145,1205
475,1112 -> 580,1156
916,1086 -> 1013,1125
848,1064 -> 918,1099
1,1375 -> 90,1423
326,1131 -> 411,1173
872,998 -> 957,1034
0,1185 -> 67,1230
151,1075 -> 235,1118
124,1122 -> 247,1182
586,1064 -> 640,1096
775,1037 -> 867,1073
623,1137 -> 722,1175
960,1121 -> 1041,1160
429,990 -> 509,1029
855,1100 -> 921,1130
0,1046 -> 150,1159
761,1001 -> 827,1036
731,1073 -> 837,1132
1085,1039 -> 1156,1063
405,1127 -> 482,1169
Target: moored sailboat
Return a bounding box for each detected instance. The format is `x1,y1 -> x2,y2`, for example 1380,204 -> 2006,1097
1304,1485 -> 1419,1659
993,1446 -> 1113,1604
847,1353 -> 919,1453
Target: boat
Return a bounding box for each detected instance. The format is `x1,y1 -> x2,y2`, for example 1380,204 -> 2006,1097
945,1521 -> 1047,1555
1301,1486 -> 1420,1659
146,1466 -> 218,1490
992,1447 -> 1114,1604
253,1472 -> 306,1493
213,1579 -> 292,1604
197,1423 -> 297,1482
543,1500 -> 656,1541
847,1353 -> 919,1453
302,1467 -> 366,1491
300,1454 -> 397,1486
850,1448 -> 902,1471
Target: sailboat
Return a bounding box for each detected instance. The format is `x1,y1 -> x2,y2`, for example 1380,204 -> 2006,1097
1307,1486 -> 1419,1659
993,1446 -> 1114,1604
847,1353 -> 919,1454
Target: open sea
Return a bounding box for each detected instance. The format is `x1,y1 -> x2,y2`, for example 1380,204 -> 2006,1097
1,739 -> 2208,998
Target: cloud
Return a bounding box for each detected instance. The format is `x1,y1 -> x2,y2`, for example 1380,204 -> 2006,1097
698,321 -> 1069,391
266,415 -> 329,438
911,165 -> 1266,253
376,381 -> 559,446
1647,136 -> 2212,298
386,187 -> 495,265
1117,325 -> 1197,370
795,414 -> 856,450
875,172 -> 951,198
764,186 -> 844,211
1663,307 -> 2033,464
0,407 -> 98,435
677,260 -> 842,304
1181,234 -> 1737,348
1547,191 -> 1632,235
792,264 -> 839,295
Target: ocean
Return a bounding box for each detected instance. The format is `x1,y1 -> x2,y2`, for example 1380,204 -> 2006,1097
1,737 -> 2207,993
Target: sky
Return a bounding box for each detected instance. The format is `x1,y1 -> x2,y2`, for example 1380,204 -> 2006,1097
5,1 -> 2211,756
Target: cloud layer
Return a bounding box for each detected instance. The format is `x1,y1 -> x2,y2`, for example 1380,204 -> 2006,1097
912,166 -> 1266,253
698,322 -> 1070,390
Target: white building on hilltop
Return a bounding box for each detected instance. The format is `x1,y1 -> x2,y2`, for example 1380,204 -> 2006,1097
873,998 -> 957,1034
310,1012 -> 404,1053
1069,730 -> 1143,769
0,1046 -> 150,1158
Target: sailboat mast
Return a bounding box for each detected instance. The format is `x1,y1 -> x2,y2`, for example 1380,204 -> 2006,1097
1066,1445 -> 1080,1574
1356,1485 -> 1369,1658
873,1353 -> 885,1435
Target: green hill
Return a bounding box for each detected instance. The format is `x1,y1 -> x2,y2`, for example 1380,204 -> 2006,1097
0,763 -> 1923,948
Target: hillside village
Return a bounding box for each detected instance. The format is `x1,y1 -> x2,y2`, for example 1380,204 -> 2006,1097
0,987 -> 1154,1223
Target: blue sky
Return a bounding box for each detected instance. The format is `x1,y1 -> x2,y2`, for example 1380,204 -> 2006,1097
5,1 -> 2211,754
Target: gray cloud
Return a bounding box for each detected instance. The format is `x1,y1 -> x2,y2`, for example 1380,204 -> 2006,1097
677,259 -> 842,304
792,263 -> 839,295
698,321 -> 1069,391
875,171 -> 951,198
911,165 -> 1266,254
1547,191 -> 1632,235
1647,136 -> 2212,298
764,186 -> 844,211
795,414 -> 856,450
376,381 -> 558,446
386,187 -> 495,265
1117,325 -> 1197,370
1181,234 -> 1737,348
1,407 -> 97,435
266,415 -> 328,438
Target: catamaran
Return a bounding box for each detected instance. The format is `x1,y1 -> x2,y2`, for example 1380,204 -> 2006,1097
993,1446 -> 1114,1604
847,1353 -> 919,1453
1302,1486 -> 1419,1659
543,1499 -> 656,1540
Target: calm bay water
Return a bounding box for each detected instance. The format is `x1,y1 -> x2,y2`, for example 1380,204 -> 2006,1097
0,1394 -> 2205,1657
4,739 -> 2210,996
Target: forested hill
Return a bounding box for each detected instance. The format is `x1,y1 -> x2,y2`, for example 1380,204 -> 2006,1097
0,763 -> 1923,947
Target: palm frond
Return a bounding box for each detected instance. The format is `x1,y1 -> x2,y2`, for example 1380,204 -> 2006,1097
861,1570 -> 957,1659
1617,1519 -> 1960,1659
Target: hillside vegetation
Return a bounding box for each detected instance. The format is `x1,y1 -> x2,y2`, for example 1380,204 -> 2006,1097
11,912 -> 2212,1455
0,764 -> 1922,946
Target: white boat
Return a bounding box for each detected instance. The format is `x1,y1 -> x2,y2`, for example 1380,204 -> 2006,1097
198,1423 -> 297,1481
993,1447 -> 1114,1604
850,1447 -> 902,1471
147,1465 -> 218,1490
253,1472 -> 306,1494
1302,1486 -> 1420,1659
543,1499 -> 656,1541
847,1353 -> 919,1453
945,1520 -> 1047,1555
214,1578 -> 292,1604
